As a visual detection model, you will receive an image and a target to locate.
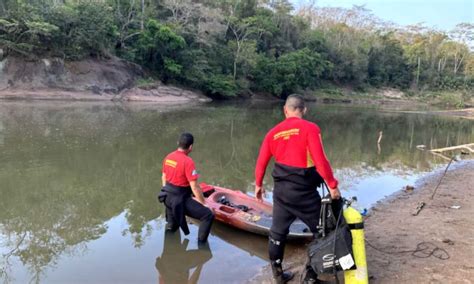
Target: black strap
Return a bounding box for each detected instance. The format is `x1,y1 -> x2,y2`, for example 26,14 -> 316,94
348,222 -> 364,230
318,182 -> 338,237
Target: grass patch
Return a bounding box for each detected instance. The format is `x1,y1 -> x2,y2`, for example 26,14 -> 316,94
316,88 -> 344,97
135,77 -> 158,88
418,91 -> 468,109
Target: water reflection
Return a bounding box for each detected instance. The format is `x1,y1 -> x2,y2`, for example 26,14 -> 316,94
210,223 -> 268,260
156,231 -> 212,284
0,101 -> 472,283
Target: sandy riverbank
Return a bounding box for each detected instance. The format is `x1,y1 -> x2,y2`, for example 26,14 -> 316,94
250,160 -> 474,283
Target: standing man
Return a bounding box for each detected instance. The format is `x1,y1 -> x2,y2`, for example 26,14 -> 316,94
255,95 -> 341,283
159,133 -> 214,245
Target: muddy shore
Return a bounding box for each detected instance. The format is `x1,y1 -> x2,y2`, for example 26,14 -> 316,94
0,88 -> 212,103
250,160 -> 474,283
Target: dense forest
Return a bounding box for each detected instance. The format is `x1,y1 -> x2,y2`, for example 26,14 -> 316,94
0,0 -> 473,98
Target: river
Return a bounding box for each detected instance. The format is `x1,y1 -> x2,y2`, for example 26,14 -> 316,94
0,101 -> 472,283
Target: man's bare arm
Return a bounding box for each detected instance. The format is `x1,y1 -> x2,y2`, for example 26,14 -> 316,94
162,173 -> 167,187
189,180 -> 206,205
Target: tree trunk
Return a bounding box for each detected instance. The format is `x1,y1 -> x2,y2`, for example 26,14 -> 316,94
454,54 -> 464,75
233,41 -> 240,80
416,57 -> 421,88
454,53 -> 457,74
141,0 -> 145,31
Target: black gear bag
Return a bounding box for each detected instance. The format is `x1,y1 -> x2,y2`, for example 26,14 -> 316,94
307,187 -> 356,274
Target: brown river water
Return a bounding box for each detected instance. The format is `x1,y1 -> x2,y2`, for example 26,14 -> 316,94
0,101 -> 472,283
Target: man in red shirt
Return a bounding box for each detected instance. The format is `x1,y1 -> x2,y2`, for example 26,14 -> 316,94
159,133 -> 214,244
255,94 -> 341,283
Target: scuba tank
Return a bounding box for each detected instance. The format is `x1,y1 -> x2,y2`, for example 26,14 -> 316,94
307,195 -> 369,284
343,198 -> 368,284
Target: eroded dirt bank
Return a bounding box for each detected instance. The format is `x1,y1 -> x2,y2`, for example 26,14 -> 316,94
0,56 -> 211,103
250,161 -> 474,283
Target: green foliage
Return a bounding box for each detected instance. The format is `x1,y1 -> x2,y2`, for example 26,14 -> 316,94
0,1 -> 472,97
253,48 -> 328,97
205,74 -> 238,97
368,34 -> 412,88
134,19 -> 186,81
317,87 -> 344,97
0,1 -> 117,59
135,77 -> 156,88
51,2 -> 118,59
438,92 -> 465,108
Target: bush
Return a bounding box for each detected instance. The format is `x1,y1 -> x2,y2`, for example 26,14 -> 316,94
204,74 -> 238,97
438,92 -> 465,108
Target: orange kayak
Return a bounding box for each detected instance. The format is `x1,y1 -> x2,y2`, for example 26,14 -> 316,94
199,183 -> 313,240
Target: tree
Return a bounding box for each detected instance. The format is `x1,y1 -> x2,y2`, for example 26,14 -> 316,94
162,0 -> 226,46
227,15 -> 257,79
368,34 -> 411,88
448,23 -> 473,75
0,3 -> 59,57
51,2 -> 118,58
135,19 -> 186,80
110,0 -> 143,51
253,48 -> 327,96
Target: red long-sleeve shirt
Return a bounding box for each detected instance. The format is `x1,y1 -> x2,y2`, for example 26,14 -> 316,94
255,117 -> 338,189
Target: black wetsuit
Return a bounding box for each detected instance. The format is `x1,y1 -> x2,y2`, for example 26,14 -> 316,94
255,117 -> 339,271
159,183 -> 214,242
269,163 -> 323,261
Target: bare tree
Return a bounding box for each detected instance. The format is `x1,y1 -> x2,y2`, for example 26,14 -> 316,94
449,23 -> 473,74
162,0 -> 226,46
163,0 -> 195,28
115,0 -> 142,49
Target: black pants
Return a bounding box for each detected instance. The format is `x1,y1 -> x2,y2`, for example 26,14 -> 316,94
166,197 -> 214,242
271,197 -> 320,240
269,187 -> 321,264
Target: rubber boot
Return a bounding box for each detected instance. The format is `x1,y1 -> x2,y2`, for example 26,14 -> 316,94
165,222 -> 178,232
271,260 -> 294,284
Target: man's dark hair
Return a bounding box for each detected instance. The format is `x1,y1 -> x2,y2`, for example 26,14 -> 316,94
178,132 -> 194,149
285,94 -> 306,112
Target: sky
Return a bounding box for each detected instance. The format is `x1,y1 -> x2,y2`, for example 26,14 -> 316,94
293,0 -> 473,31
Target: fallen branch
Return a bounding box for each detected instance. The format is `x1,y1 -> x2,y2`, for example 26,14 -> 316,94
429,151 -> 453,162
430,143 -> 474,154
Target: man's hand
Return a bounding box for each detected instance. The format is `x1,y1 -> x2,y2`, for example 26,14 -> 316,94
329,187 -> 341,200
255,185 -> 265,202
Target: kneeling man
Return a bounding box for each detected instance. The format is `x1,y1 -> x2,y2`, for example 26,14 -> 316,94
160,133 -> 214,244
